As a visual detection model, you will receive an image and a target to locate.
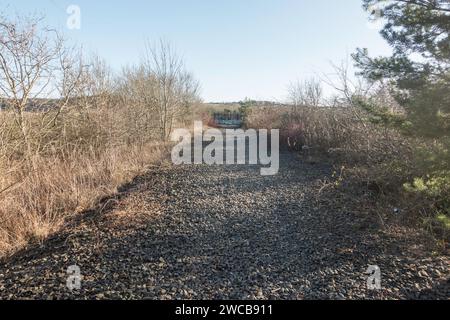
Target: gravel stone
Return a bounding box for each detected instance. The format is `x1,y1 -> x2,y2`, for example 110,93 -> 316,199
0,150 -> 448,300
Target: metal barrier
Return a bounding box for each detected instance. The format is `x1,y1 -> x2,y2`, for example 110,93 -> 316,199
212,112 -> 243,128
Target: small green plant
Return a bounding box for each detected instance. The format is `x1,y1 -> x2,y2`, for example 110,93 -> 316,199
239,98 -> 255,123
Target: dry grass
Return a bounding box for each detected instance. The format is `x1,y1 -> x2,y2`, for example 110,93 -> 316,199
0,17 -> 200,257
0,108 -> 169,256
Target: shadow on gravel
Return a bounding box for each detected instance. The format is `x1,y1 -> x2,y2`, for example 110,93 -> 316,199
0,151 -> 447,300
90,156 -> 448,299
0,169 -> 165,265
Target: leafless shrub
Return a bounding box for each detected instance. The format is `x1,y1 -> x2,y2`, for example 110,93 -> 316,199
248,58 -> 412,187
0,17 -> 193,256
321,58 -> 375,106
288,77 -> 323,108
143,39 -> 201,140
0,14 -> 65,165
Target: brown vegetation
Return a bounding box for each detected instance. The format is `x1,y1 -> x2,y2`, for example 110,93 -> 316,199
246,64 -> 449,245
0,15 -> 199,256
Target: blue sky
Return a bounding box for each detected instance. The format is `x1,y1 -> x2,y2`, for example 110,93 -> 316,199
1,0 -> 391,102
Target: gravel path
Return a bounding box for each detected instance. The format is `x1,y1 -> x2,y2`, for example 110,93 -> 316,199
0,150 -> 448,300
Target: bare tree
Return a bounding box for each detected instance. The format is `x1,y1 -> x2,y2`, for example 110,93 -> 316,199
320,57 -> 375,107
84,54 -> 114,109
143,39 -> 200,140
52,45 -> 86,122
288,77 -> 323,108
116,64 -> 160,143
0,14 -> 63,164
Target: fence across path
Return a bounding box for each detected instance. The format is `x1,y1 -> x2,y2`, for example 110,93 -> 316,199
211,111 -> 243,128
